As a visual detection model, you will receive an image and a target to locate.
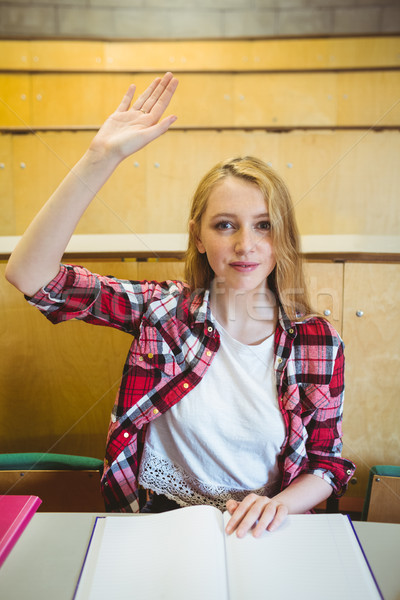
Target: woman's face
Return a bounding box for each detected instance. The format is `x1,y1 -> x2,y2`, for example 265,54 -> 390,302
194,176 -> 276,294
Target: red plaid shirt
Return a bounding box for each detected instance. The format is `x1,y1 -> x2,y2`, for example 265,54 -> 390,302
27,264 -> 355,512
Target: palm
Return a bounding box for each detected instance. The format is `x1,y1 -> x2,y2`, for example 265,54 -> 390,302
90,72 -> 178,160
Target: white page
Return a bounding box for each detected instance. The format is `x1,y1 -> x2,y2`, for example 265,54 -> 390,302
76,505 -> 228,600
223,513 -> 382,600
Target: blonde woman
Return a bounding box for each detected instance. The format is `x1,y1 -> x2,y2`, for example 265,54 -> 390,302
6,73 -> 355,537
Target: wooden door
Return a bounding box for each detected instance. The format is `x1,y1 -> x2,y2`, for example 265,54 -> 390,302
303,261 -> 343,335
342,262 -> 400,500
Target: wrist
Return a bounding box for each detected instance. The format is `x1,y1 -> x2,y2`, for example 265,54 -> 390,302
83,144 -> 121,172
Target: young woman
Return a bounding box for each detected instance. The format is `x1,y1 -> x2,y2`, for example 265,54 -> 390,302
5,73 -> 355,537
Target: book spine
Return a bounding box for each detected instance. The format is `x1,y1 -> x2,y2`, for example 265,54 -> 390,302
346,515 -> 384,600
0,496 -> 42,567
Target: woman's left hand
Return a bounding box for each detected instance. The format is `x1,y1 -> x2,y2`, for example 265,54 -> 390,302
225,493 -> 289,538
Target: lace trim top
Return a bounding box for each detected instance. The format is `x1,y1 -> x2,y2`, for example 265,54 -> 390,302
139,445 -> 281,511
138,317 -> 285,508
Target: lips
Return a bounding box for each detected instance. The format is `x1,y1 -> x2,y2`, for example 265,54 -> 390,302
229,262 -> 259,272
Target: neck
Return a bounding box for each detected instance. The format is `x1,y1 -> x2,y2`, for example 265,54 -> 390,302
210,279 -> 278,345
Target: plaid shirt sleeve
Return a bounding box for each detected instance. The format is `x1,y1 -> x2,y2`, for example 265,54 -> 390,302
277,317 -> 356,497
302,337 -> 355,494
25,263 -> 173,334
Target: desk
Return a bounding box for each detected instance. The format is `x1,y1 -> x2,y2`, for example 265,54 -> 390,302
1,513 -> 399,600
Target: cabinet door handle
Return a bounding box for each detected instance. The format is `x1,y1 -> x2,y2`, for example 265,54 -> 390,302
323,309 -> 331,316
356,310 -> 364,317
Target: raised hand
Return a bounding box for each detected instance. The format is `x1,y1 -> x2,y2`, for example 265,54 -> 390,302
5,72 -> 179,297
89,72 -> 179,162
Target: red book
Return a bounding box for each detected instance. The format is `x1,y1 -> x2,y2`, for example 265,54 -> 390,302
0,495 -> 42,567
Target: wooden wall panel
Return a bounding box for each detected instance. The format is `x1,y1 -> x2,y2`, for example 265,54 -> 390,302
342,263 -> 400,498
136,260 -> 185,282
366,475 -> 400,523
1,38 -> 398,72
6,129 -> 400,237
2,71 -> 399,129
0,134 -> 14,235
0,74 -> 31,128
31,74 -> 134,129
0,41 -> 31,70
277,130 -> 400,237
235,71 -> 400,127
0,470 -> 105,512
337,71 -> 400,127
303,261 -> 343,335
12,132 -> 93,234
30,40 -> 106,72
234,73 -> 337,127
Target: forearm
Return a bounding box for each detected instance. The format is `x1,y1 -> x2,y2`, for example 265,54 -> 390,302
272,473 -> 333,514
5,72 -> 178,297
5,148 -> 120,296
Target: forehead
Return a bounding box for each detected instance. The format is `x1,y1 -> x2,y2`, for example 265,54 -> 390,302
205,176 -> 267,214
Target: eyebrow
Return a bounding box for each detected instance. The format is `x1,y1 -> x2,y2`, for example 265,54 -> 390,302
210,212 -> 270,219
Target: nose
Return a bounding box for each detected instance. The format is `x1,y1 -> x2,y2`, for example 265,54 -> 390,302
234,227 -> 256,255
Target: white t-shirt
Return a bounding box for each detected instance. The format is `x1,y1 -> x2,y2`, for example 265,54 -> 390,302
138,318 -> 285,510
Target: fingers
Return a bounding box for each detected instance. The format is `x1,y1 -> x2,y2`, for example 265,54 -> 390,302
255,502 -> 288,536
225,494 -> 288,538
226,499 -> 239,515
225,494 -> 262,538
134,72 -> 178,118
116,72 -> 178,119
143,114 -> 177,142
116,84 -> 136,112
132,76 -> 163,112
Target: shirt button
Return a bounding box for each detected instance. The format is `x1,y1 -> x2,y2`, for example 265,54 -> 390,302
138,356 -> 144,362
289,328 -> 294,334
207,326 -> 213,333
153,408 -> 159,415
148,353 -> 153,359
183,383 -> 189,389
206,350 -> 212,357
277,357 -> 283,364
123,432 -> 129,439
346,469 -> 353,475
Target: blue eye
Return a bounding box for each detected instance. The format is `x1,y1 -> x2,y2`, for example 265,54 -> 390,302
215,221 -> 233,230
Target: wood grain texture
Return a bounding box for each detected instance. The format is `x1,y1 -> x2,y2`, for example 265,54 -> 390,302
367,475 -> 400,523
0,38 -> 398,72
2,71 -> 398,129
342,263 -> 400,498
3,129 -> 399,237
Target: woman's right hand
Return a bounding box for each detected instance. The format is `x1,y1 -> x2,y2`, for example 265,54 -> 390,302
89,72 -> 179,163
5,72 -> 178,296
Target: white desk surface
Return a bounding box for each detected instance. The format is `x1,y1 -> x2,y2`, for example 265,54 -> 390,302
0,513 -> 399,600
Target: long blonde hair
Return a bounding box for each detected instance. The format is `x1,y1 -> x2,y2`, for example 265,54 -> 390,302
185,156 -> 313,321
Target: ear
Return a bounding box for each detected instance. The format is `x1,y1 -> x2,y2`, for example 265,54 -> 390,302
189,219 -> 206,254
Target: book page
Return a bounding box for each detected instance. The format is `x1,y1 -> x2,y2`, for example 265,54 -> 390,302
75,505 -> 228,600
223,513 -> 382,600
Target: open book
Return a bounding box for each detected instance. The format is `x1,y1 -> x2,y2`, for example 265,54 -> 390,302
74,506 -> 382,600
